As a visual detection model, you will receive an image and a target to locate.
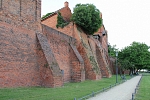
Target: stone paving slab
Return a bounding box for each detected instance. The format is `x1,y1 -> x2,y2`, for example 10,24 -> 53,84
88,75 -> 141,100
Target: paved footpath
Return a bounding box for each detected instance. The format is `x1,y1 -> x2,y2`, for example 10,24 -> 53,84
88,75 -> 142,100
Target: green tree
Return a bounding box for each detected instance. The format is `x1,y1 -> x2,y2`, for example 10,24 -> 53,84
118,42 -> 150,75
71,4 -> 102,35
108,44 -> 118,57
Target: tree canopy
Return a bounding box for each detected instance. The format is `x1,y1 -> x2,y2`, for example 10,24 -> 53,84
71,4 -> 102,35
108,44 -> 118,57
118,42 -> 150,74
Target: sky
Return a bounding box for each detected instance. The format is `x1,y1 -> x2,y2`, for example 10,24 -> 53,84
41,0 -> 150,50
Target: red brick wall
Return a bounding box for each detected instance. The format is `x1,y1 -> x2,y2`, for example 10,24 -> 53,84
70,44 -> 85,82
0,0 -> 113,88
42,25 -> 84,83
74,28 -> 101,80
96,46 -> 110,77
102,34 -> 108,53
59,6 -> 72,22
77,44 -> 93,79
42,15 -> 73,38
36,41 -> 54,87
41,6 -> 73,37
95,25 -> 108,53
42,14 -> 58,30
0,0 -> 42,87
0,0 -> 41,31
36,32 -> 63,87
88,36 -> 111,78
0,22 -> 40,87
37,52 -> 63,87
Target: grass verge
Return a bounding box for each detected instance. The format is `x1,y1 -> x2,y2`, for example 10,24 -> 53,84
0,75 -> 131,100
135,73 -> 150,100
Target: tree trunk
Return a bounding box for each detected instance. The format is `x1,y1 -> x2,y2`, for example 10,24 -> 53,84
129,68 -> 133,75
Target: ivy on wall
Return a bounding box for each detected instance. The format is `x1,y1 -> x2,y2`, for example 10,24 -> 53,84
90,56 -> 100,74
56,12 -> 69,28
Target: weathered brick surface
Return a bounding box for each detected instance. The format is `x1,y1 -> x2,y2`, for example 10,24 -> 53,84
90,36 -> 111,78
76,30 -> 102,80
41,3 -> 73,37
95,22 -> 108,54
36,43 -> 54,87
42,2 -> 72,22
59,3 -> 72,22
42,6 -> 112,80
0,1 -> 113,88
36,33 -> 62,76
0,0 -> 2,9
0,22 -> 40,87
0,0 -> 41,31
42,16 -> 73,37
70,44 -> 85,82
36,32 -> 63,87
0,0 -> 42,88
42,25 -> 85,83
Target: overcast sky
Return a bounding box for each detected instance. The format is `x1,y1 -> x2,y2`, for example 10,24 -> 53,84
42,0 -> 150,50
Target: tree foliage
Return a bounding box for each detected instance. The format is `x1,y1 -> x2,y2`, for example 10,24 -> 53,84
118,42 -> 150,74
108,44 -> 118,57
71,4 -> 102,35
108,45 -> 118,57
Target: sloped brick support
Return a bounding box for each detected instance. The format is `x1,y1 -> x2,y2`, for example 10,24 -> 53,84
79,32 -> 101,80
36,32 -> 63,87
37,40 -> 53,87
90,36 -> 112,78
42,25 -> 84,83
70,44 -> 85,82
77,44 -> 94,79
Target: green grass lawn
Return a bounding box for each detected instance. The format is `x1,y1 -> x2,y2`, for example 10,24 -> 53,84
135,73 -> 150,100
0,75 -> 131,100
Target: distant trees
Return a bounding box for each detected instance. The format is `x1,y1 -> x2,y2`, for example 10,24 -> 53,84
118,42 -> 150,75
71,4 -> 102,35
108,44 -> 118,57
